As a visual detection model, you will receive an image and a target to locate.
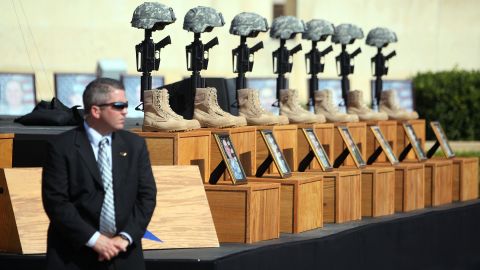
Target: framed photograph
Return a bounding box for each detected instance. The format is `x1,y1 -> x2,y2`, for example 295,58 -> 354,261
337,126 -> 366,168
402,123 -> 428,161
301,128 -> 333,171
430,121 -> 455,158
0,72 -> 36,116
259,130 -> 292,178
121,74 -> 164,118
54,73 -> 97,108
370,126 -> 400,165
213,133 -> 248,185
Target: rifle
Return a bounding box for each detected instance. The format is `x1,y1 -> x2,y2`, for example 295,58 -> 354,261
135,29 -> 171,107
272,40 -> 302,105
306,41 -> 333,106
186,33 -> 219,88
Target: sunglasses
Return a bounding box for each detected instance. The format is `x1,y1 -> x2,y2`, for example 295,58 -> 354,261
97,102 -> 129,110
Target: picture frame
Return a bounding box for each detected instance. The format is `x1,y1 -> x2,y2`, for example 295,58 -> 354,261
337,126 -> 367,168
213,133 -> 248,185
430,121 -> 455,158
259,130 -> 292,178
370,126 -> 400,165
0,72 -> 36,116
301,128 -> 333,171
402,123 -> 428,161
54,73 -> 97,108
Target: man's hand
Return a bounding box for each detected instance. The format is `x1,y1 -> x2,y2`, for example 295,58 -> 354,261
92,234 -> 121,261
112,235 -> 129,253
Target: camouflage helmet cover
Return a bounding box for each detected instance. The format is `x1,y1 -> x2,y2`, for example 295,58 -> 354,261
366,27 -> 398,48
230,12 -> 269,37
131,2 -> 176,30
302,19 -> 334,41
270,16 -> 305,39
183,6 -> 225,33
332,23 -> 364,44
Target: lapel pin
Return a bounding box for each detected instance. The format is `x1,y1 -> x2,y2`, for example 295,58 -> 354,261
120,152 -> 128,157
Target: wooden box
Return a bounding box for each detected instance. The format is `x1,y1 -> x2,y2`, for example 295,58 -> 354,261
256,124 -> 298,173
389,162 -> 425,212
396,119 -> 426,161
334,122 -> 366,167
204,182 -> 281,243
0,133 -> 14,168
304,169 -> 362,223
249,173 -> 323,233
297,123 -> 334,171
452,157 -> 479,201
208,126 -> 256,180
366,120 -> 397,164
361,166 -> 396,217
136,130 -> 211,182
424,159 -> 453,207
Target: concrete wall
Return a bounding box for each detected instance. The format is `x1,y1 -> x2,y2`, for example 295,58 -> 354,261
0,0 -> 479,103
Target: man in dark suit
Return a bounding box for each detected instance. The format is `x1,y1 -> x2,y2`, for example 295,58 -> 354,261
42,78 -> 157,270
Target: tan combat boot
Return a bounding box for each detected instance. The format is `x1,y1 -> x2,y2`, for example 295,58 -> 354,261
238,88 -> 279,126
379,89 -> 419,120
347,90 -> 388,121
280,89 -> 325,124
194,88 -> 244,128
142,89 -> 201,132
314,89 -> 359,123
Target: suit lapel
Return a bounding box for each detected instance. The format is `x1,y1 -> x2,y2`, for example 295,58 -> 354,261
111,132 -> 128,196
75,128 -> 103,188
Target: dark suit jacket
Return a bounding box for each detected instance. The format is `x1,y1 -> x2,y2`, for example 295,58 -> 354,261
42,125 -> 157,270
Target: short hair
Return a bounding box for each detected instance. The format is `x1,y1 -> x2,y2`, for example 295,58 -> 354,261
83,78 -> 125,114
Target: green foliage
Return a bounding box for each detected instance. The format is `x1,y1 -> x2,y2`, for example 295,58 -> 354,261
413,69 -> 480,140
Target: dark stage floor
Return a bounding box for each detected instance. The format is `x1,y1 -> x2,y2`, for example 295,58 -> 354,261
2,200 -> 480,270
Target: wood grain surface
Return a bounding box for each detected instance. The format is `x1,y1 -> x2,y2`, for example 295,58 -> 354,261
424,159 -> 453,207
0,134 -> 14,168
394,162 -> 425,212
452,157 -> 479,201
143,166 -> 219,249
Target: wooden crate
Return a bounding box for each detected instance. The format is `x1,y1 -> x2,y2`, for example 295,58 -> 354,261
303,168 -> 362,223
256,124 -> 298,174
249,172 -> 323,233
0,133 -> 14,168
424,159 -> 453,207
396,119 -> 426,161
452,157 -> 479,201
204,182 -> 281,243
135,130 -> 211,182
390,162 -> 425,212
361,166 -> 396,217
334,122 -> 366,167
297,123 -> 335,171
366,120 -> 397,164
208,126 -> 257,181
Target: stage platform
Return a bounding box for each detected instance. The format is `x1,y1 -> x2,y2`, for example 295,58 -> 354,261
1,200 -> 480,270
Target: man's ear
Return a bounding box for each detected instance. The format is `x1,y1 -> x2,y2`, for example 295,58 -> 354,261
90,106 -> 102,119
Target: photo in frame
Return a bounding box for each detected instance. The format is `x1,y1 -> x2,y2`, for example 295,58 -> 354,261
260,130 -> 292,178
402,123 -> 428,161
370,126 -> 400,165
337,126 -> 367,168
54,73 -> 97,108
0,72 -> 36,116
430,121 -> 455,158
301,128 -> 333,171
213,133 -> 248,185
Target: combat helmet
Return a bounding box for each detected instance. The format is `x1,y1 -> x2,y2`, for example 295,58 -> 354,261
131,2 -> 176,30
230,12 -> 269,38
183,6 -> 225,33
332,23 -> 364,44
302,19 -> 334,41
270,16 -> 305,39
366,27 -> 398,48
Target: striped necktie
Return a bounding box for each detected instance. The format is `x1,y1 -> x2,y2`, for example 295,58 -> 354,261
98,138 -> 116,236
